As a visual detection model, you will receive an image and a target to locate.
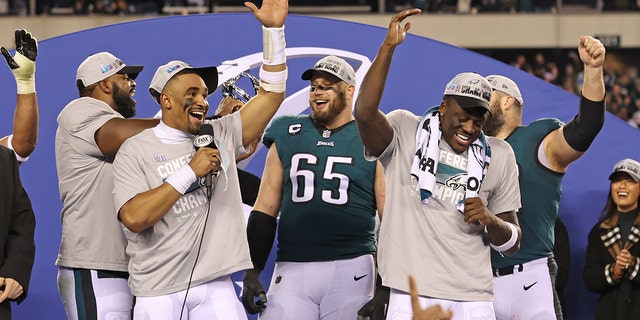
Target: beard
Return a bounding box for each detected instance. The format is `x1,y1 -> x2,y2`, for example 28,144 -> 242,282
483,101 -> 505,137
113,85 -> 137,119
311,91 -> 348,127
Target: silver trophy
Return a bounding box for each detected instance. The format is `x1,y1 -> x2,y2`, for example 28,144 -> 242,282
221,70 -> 260,103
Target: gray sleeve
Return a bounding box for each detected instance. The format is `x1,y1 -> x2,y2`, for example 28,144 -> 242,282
372,110 -> 416,168
209,112 -> 245,158
486,138 -> 522,214
58,101 -> 121,157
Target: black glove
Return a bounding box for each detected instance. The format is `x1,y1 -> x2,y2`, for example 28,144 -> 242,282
242,269 -> 267,314
357,277 -> 390,320
2,29 -> 37,69
2,29 -> 37,94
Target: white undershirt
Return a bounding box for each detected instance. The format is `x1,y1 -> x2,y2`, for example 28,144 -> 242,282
152,121 -> 194,144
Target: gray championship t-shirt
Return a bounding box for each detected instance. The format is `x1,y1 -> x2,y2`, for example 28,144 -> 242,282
373,109 -> 521,302
55,97 -> 129,271
113,113 -> 252,297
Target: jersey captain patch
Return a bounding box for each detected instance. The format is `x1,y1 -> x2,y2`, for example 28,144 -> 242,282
288,123 -> 302,136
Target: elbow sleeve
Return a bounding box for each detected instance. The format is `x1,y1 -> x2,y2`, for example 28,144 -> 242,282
562,95 -> 605,152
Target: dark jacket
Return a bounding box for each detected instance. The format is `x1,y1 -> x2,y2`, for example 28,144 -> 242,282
583,212 -> 640,320
0,146 -> 36,305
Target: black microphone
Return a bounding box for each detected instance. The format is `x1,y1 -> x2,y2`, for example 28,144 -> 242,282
194,123 -> 217,199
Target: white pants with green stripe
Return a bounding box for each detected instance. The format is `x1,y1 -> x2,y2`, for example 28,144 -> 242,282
57,267 -> 132,320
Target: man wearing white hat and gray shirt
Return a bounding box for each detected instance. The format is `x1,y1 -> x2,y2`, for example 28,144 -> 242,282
484,35 -> 607,320
354,9 -> 522,319
239,54 -> 385,319
55,51 -> 159,319
112,0 -> 288,318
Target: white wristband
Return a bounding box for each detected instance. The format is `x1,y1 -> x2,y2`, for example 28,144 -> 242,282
6,135 -> 29,163
16,78 -> 36,94
490,222 -> 518,253
165,165 -> 197,195
259,68 -> 288,93
262,25 -> 286,66
12,52 -> 36,94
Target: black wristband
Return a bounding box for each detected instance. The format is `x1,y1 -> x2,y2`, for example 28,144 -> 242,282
562,94 -> 605,152
247,210 -> 277,271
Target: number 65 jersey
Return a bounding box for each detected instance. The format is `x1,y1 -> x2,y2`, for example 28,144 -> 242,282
263,115 -> 378,263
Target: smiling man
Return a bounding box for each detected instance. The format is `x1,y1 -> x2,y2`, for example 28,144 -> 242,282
240,55 -> 385,319
353,9 -> 522,319
55,51 -> 159,320
111,0 -> 289,318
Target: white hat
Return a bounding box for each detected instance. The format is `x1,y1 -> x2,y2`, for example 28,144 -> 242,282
148,60 -> 218,103
76,52 -> 143,87
443,72 -> 492,113
609,158 -> 640,182
301,55 -> 356,85
486,75 -> 524,106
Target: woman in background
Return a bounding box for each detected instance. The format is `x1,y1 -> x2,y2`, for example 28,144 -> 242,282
584,158 -> 640,320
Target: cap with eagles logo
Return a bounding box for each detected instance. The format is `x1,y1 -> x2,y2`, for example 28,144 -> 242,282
443,72 -> 492,114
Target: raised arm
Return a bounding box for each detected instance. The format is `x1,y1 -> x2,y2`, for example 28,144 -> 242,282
544,35 -> 606,172
0,29 -> 39,159
240,0 -> 289,146
354,9 -> 421,157
579,35 -> 606,102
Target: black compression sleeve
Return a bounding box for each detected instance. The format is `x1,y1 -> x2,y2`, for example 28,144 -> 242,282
562,94 -> 605,152
247,210 -> 277,271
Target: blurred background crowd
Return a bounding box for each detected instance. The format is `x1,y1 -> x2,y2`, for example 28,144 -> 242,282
475,48 -> 640,129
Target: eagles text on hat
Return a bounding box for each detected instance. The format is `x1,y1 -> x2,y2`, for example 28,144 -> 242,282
76,52 -> 143,87
609,158 -> 640,182
301,55 -> 356,86
443,72 -> 492,113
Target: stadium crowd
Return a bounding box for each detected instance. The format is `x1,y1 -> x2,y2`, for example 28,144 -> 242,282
502,50 -> 640,129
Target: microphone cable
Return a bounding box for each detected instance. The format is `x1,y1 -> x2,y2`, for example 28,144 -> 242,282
179,186 -> 212,320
